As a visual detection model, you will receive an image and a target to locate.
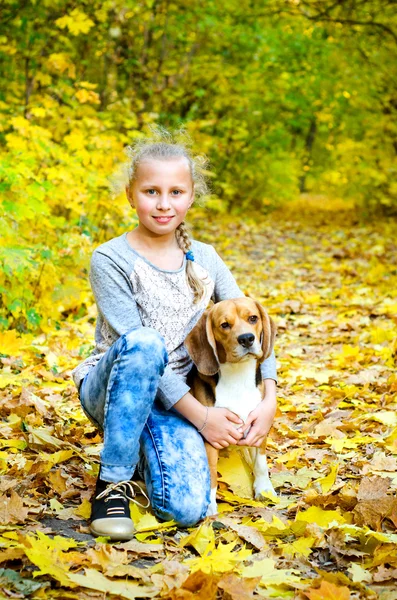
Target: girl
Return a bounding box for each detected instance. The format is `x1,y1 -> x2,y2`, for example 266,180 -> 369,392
72,132 -> 277,541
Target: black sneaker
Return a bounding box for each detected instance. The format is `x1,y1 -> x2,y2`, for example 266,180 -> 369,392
90,479 -> 149,541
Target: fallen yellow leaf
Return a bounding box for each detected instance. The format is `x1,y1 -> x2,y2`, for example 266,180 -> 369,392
68,568 -> 158,599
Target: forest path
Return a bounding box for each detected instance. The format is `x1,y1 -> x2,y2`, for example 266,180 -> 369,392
1,208 -> 396,597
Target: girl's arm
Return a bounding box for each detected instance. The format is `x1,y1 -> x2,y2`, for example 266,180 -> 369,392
90,250 -> 192,409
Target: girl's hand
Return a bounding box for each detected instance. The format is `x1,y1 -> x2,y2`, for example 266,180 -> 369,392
237,399 -> 276,448
201,408 -> 244,449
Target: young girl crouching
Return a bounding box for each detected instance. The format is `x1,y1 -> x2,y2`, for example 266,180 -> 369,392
72,133 -> 277,540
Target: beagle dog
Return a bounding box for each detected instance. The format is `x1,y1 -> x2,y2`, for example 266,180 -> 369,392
185,297 -> 277,516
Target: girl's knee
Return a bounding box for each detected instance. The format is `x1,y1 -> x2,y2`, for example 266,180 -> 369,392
123,326 -> 164,350
122,327 -> 168,366
151,492 -> 209,528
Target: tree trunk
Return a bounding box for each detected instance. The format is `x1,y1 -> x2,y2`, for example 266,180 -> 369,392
299,118 -> 316,193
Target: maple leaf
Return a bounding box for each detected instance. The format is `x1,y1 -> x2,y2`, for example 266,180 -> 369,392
134,511 -> 177,533
179,521 -> 215,555
239,557 -> 301,586
0,491 -> 29,525
353,497 -> 397,531
347,563 -> 372,583
280,535 -> 316,558
184,540 -> 252,574
165,570 -> 219,600
0,373 -> 19,390
357,475 -> 391,501
0,330 -> 27,356
296,506 -> 346,528
218,572 -> 261,599
68,568 -> 158,599
18,532 -> 82,587
74,498 -> 92,519
373,565 -> 397,582
362,451 -> 397,473
217,516 -> 267,550
304,580 -> 351,600
217,489 -> 272,508
316,463 -> 339,494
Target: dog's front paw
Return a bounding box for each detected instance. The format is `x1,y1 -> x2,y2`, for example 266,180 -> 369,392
206,487 -> 218,516
254,477 -> 277,500
206,501 -> 218,516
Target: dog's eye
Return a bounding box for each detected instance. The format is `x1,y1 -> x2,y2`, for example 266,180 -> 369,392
248,315 -> 258,324
220,322 -> 230,329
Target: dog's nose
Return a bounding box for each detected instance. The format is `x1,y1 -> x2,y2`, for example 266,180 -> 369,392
237,333 -> 255,348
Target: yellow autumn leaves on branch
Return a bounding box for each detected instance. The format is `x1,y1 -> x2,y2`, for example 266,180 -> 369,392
56,10 -> 95,36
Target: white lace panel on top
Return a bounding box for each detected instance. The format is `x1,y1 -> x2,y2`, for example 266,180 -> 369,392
129,258 -> 214,374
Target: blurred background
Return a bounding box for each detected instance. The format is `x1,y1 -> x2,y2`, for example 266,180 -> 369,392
0,0 -> 396,333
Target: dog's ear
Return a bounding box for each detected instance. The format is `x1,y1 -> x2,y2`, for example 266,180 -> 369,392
255,301 -> 277,360
185,311 -> 219,376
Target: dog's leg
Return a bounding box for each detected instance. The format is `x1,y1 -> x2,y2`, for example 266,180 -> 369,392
250,445 -> 276,499
205,442 -> 219,516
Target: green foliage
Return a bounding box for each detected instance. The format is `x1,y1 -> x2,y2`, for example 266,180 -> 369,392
0,0 -> 396,331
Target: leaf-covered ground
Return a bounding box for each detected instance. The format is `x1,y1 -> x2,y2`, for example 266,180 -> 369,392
1,202 -> 396,599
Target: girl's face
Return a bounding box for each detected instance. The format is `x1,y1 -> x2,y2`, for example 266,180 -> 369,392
128,157 -> 194,237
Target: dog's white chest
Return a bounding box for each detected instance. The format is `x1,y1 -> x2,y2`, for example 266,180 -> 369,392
214,359 -> 262,422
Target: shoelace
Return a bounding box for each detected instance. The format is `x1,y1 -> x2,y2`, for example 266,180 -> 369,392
96,480 -> 150,508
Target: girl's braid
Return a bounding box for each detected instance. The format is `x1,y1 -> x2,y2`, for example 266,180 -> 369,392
175,222 -> 191,253
176,221 -> 206,304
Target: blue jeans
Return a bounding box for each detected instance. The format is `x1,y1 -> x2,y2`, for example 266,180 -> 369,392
79,327 -> 210,527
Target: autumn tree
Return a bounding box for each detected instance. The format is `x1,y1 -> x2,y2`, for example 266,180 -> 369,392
0,0 -> 395,331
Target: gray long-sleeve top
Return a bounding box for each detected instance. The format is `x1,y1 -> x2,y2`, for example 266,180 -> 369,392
71,232 -> 277,410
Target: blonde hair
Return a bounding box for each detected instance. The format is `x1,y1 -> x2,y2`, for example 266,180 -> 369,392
125,128 -> 210,304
